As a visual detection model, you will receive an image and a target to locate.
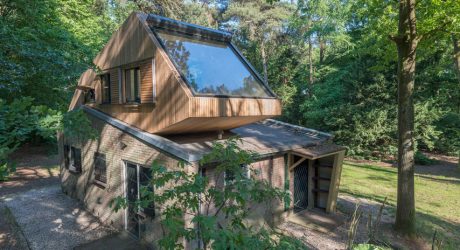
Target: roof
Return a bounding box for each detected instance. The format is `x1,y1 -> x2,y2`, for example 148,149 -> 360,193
291,144 -> 347,160
146,14 -> 232,42
83,106 -> 340,163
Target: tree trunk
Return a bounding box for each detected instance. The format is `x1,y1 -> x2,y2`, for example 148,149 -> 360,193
319,34 -> 325,64
261,40 -> 269,84
393,0 -> 418,235
452,33 -> 460,114
308,35 -> 314,86
452,34 -> 460,168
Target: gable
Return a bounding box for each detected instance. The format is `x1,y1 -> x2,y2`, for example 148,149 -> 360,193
93,13 -> 156,70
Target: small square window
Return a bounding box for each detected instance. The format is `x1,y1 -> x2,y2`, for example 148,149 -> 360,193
84,89 -> 96,103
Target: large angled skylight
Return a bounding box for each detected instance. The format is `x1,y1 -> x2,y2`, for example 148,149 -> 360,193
155,30 -> 273,98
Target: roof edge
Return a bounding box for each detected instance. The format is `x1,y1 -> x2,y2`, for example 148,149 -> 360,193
146,13 -> 232,42
82,106 -> 202,162
262,119 -> 334,139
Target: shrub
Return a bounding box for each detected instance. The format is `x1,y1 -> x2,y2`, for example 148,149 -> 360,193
112,138 -> 304,249
414,151 -> 437,165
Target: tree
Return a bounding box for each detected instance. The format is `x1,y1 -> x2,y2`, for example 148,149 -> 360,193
223,0 -> 293,83
390,0 -> 418,235
112,138 -> 304,249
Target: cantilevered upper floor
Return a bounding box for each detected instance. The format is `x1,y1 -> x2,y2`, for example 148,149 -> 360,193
69,12 -> 281,135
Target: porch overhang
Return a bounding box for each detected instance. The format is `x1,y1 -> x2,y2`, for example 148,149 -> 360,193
290,144 -> 347,160
287,144 -> 346,214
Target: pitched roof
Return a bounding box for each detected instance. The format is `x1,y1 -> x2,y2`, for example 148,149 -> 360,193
83,106 -> 337,162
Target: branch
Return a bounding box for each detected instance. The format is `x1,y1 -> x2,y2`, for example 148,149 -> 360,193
388,34 -> 403,44
419,19 -> 453,42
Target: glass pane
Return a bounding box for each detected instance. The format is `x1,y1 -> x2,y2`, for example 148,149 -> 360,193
155,30 -> 272,97
102,74 -> 110,103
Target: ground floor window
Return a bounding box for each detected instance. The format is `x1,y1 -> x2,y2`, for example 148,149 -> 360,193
125,162 -> 155,239
64,145 -> 82,173
224,164 -> 250,186
94,152 -> 107,184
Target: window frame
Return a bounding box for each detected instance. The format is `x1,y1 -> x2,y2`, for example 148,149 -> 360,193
64,145 -> 82,174
100,73 -> 111,104
93,152 -> 107,186
152,28 -> 276,99
124,67 -> 141,104
123,161 -> 155,218
84,89 -> 96,104
224,164 -> 250,186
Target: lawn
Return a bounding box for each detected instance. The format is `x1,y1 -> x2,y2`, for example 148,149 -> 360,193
340,161 -> 460,249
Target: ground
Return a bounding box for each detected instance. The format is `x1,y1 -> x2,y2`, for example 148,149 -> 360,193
1,145 -> 458,249
0,145 -> 145,250
340,154 -> 460,249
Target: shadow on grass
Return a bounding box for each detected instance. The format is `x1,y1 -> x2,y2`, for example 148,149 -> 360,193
339,190 -> 460,249
345,162 -> 396,175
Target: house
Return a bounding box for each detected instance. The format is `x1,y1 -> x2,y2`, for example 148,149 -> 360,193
59,12 -> 346,247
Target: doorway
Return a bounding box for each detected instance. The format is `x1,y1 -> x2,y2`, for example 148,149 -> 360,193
293,159 -> 309,213
125,162 -> 140,238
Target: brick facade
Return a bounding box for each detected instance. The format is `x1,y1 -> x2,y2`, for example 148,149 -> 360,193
59,115 -> 291,247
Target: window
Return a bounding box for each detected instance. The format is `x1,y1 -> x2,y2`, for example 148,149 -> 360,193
64,145 -> 70,169
155,30 -> 273,98
139,166 -> 155,217
84,89 -> 96,103
224,164 -> 250,185
64,145 -> 82,173
124,68 -> 141,103
101,74 -> 111,104
94,153 -> 107,184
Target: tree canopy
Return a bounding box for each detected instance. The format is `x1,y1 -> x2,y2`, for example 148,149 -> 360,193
0,0 -> 458,160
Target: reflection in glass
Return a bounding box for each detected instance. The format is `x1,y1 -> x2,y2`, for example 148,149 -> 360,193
155,30 -> 272,97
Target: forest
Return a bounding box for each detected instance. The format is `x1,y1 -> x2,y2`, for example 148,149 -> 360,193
0,0 -> 459,249
0,0 -> 459,165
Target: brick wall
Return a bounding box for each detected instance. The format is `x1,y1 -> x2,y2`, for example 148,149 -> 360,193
59,114 -> 291,247
59,115 -> 185,246
202,155 -> 288,228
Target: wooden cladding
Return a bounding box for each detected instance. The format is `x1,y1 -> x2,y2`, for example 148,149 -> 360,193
190,97 -> 281,117
91,51 -> 281,134
109,68 -> 119,104
93,13 -> 155,70
76,12 -> 282,134
140,60 -> 154,103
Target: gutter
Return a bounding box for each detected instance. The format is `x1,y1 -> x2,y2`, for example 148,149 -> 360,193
81,106 -> 202,162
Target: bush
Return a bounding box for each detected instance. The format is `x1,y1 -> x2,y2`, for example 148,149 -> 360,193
112,138 -> 304,249
414,151 -> 437,165
0,97 -> 65,179
353,243 -> 390,250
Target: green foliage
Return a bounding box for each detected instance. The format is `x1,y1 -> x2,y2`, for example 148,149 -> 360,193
62,109 -> 98,142
0,97 -> 64,179
352,244 -> 390,250
414,151 -> 437,166
112,138 -> 303,249
0,146 -> 16,181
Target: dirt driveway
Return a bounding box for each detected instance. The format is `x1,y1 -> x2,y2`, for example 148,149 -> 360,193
0,145 -> 115,250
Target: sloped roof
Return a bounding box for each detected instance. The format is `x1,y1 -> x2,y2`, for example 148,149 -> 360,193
82,106 -> 337,162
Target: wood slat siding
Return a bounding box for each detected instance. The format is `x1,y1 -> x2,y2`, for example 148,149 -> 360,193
69,69 -> 96,111
93,13 -> 155,70
110,69 -> 119,104
190,97 -> 281,117
140,60 -> 153,103
77,13 -> 282,134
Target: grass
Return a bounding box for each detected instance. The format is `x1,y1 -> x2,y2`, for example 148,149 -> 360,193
340,162 -> 460,249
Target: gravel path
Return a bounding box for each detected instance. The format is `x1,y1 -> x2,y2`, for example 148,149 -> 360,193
3,185 -> 115,250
